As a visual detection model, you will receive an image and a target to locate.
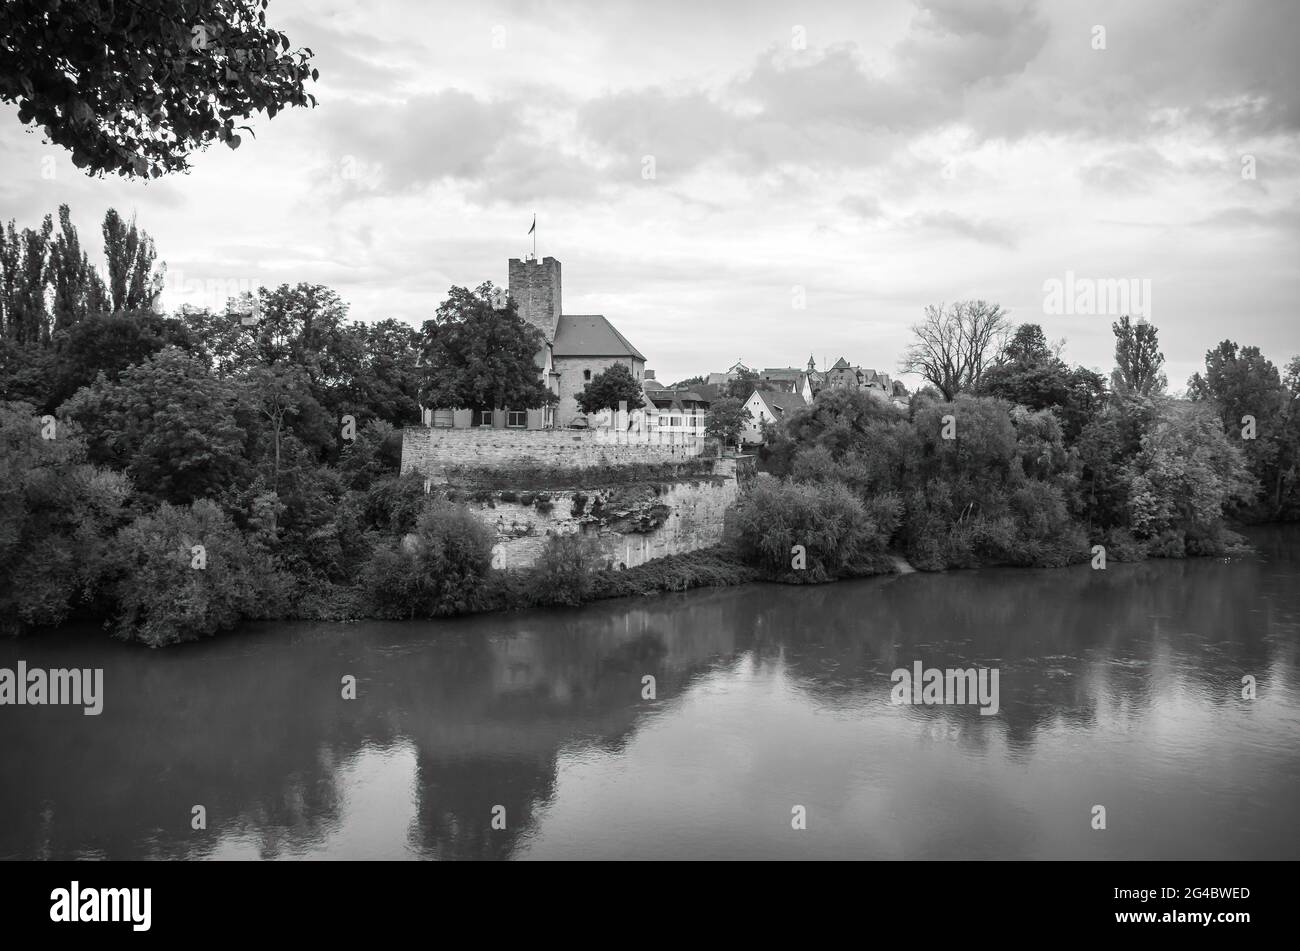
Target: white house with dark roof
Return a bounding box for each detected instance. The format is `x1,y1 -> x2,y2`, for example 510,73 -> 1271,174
741,388 -> 808,445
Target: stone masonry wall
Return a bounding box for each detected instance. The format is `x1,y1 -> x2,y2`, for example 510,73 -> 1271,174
401,426 -> 705,478
552,355 -> 643,428
472,464 -> 740,570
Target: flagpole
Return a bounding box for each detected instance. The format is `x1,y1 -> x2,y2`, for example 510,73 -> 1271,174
533,213 -> 536,258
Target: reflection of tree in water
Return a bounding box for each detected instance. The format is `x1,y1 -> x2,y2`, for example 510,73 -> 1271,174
719,542 -> 1290,756
0,626 -> 393,859
408,751 -> 555,860
391,597 -> 744,857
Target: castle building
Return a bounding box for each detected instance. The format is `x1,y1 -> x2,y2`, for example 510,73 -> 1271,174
424,254 -> 646,429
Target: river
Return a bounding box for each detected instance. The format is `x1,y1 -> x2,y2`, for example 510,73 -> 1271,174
2,527 -> 1298,860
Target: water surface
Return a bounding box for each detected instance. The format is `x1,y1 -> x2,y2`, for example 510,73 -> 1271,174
3,528 -> 1298,860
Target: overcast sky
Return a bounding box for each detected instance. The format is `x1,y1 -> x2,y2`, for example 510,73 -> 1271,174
2,0 -> 1297,388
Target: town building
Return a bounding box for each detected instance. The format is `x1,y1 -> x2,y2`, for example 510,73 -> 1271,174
741,388 -> 809,445
759,365 -> 815,402
705,360 -> 751,387
818,356 -> 905,402
640,372 -> 712,434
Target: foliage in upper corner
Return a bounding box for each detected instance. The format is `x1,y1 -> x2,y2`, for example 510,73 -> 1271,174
0,0 -> 318,178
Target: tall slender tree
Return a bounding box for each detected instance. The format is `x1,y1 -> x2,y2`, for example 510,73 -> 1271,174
102,209 -> 164,313
0,215 -> 53,344
1110,315 -> 1167,396
49,204 -> 107,332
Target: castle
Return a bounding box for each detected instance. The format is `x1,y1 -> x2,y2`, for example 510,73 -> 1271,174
422,255 -> 646,430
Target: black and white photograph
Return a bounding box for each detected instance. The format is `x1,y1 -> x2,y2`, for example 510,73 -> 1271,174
0,0 -> 1296,929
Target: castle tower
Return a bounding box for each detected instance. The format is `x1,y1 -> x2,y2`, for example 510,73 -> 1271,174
508,256 -> 562,342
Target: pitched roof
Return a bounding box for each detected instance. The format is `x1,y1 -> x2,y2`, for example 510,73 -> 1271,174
644,385 -> 711,411
831,356 -> 851,370
553,315 -> 646,361
761,367 -> 803,381
753,388 -> 809,416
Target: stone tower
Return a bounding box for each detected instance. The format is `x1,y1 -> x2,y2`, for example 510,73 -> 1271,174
508,256 -> 562,342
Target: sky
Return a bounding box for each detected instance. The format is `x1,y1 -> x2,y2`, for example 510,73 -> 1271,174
2,0 -> 1297,389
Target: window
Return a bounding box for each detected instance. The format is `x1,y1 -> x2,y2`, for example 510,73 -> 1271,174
478,409 -> 493,427
507,409 -> 527,428
584,369 -> 592,381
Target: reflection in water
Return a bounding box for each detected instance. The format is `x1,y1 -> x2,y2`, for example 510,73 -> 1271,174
2,527 -> 1298,860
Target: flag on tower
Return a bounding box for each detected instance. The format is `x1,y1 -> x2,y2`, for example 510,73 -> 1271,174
528,215 -> 536,235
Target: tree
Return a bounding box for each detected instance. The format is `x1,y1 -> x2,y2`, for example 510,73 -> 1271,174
418,283 -> 555,416
0,402 -> 132,635
0,214 -> 52,343
344,319 -> 423,426
61,347 -> 252,504
242,363 -> 316,498
1058,366 -> 1108,444
102,209 -> 164,313
0,0 -> 318,178
49,204 -> 107,332
671,375 -> 706,388
1189,340 -> 1284,428
782,387 -> 904,460
979,322 -> 1072,413
977,322 -> 1107,444
110,499 -> 279,646
705,396 -> 751,451
1189,340 -> 1294,517
1123,403 -> 1255,544
724,367 -> 769,400
1000,323 -> 1051,363
47,310 -> 198,412
576,363 -> 645,414
901,300 -> 1011,400
1110,315 -> 1167,396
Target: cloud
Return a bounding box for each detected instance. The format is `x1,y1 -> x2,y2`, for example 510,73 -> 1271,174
321,90 -> 523,191
907,210 -> 1018,248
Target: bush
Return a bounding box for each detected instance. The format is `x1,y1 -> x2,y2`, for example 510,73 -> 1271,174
1096,527 -> 1146,563
531,531 -> 606,607
360,502 -> 495,618
732,474 -> 893,582
1146,529 -> 1187,559
111,499 -> 283,646
362,470 -> 429,533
